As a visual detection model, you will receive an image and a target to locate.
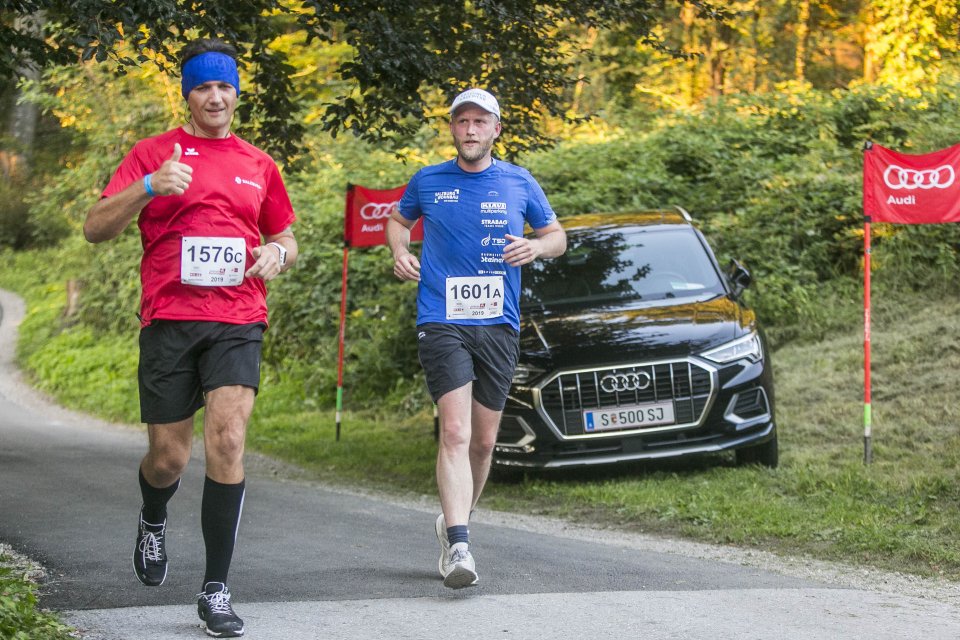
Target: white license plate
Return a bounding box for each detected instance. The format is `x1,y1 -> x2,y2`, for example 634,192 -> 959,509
583,402 -> 675,432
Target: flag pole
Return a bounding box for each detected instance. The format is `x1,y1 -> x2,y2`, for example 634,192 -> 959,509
862,141 -> 874,465
863,217 -> 873,465
335,245 -> 349,441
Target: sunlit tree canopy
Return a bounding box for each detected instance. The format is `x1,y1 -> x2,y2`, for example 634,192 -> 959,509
1,0 -> 730,161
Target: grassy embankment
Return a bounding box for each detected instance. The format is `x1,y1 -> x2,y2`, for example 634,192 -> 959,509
2,246 -> 958,584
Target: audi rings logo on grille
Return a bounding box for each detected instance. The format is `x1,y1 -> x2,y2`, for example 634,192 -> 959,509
359,201 -> 399,220
600,372 -> 652,393
883,164 -> 956,190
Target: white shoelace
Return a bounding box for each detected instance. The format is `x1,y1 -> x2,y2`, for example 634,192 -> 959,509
199,588 -> 234,615
138,527 -> 164,562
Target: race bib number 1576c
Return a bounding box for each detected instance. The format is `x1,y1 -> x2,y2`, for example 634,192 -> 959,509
181,236 -> 246,287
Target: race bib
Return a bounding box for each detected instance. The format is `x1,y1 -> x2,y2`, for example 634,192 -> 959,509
446,276 -> 504,320
180,237 -> 246,287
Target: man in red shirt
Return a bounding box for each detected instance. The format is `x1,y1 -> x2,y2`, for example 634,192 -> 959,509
84,38 -> 297,638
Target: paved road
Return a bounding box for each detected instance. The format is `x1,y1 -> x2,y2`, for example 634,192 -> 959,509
2,288 -> 959,639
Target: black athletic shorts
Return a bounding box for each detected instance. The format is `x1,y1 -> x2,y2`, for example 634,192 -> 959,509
138,320 -> 264,424
416,322 -> 520,411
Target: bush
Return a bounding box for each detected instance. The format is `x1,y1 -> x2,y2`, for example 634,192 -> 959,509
527,83 -> 960,345
0,550 -> 74,640
0,178 -> 36,250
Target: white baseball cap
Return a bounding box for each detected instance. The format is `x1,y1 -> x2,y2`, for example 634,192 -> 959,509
449,88 -> 500,119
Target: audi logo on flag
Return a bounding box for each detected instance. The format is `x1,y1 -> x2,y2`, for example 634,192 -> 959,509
599,372 -> 652,393
359,201 -> 400,220
883,164 -> 956,190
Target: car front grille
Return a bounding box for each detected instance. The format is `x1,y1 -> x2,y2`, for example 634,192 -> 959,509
535,359 -> 715,438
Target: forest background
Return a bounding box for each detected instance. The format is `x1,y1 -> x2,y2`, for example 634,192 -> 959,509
2,0 -> 960,589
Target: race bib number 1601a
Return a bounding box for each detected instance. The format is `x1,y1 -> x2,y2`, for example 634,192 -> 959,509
446,276 -> 504,320
181,237 -> 246,287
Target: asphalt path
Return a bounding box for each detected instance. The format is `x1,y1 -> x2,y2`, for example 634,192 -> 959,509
1,287 -> 959,639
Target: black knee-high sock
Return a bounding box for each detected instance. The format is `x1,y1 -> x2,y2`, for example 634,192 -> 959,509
139,467 -> 180,523
201,476 -> 246,587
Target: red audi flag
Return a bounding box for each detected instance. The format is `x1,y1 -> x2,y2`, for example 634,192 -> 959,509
863,142 -> 960,224
344,183 -> 423,247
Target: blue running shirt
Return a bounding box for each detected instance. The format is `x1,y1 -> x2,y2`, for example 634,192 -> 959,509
398,159 -> 557,331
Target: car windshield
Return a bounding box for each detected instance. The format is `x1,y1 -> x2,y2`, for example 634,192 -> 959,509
521,226 -> 725,308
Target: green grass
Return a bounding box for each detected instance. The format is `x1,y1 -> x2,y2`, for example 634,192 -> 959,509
2,248 -> 960,588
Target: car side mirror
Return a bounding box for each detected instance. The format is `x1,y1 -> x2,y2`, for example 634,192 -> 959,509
727,259 -> 752,296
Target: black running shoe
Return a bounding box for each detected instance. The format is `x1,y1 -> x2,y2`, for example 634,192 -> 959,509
197,582 -> 245,638
133,509 -> 167,586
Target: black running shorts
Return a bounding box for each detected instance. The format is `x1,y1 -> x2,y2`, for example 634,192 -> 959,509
138,320 -> 264,424
416,322 -> 520,411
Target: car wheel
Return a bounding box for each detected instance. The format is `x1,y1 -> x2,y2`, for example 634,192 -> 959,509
735,432 -> 778,468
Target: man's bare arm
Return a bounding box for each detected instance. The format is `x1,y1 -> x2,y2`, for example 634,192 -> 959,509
387,211 -> 421,282
84,143 -> 194,243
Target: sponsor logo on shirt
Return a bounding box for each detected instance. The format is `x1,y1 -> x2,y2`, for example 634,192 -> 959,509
478,269 -> 506,276
481,234 -> 507,247
480,252 -> 504,264
481,201 -> 507,211
481,218 -> 509,228
184,148 -> 200,156
487,190 -> 500,197
434,189 -> 460,204
235,176 -> 263,190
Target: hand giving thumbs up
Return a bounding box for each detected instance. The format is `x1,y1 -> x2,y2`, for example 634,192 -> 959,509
146,143 -> 194,197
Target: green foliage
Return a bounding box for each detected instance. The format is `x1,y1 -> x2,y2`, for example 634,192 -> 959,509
0,553 -> 74,640
16,62 -> 176,249
527,81 -> 960,346
18,72 -> 960,412
867,0 -> 959,92
1,0 -> 731,162
25,326 -> 140,423
0,176 -> 36,250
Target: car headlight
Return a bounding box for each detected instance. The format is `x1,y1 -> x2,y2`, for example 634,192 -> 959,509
512,364 -> 545,385
701,332 -> 763,364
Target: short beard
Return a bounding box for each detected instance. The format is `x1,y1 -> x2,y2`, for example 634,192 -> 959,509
455,136 -> 494,164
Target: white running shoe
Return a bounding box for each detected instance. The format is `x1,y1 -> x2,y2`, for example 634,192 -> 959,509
434,513 -> 450,578
441,543 -> 479,589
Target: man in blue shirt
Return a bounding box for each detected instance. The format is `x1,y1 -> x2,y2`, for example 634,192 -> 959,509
387,88 -> 566,589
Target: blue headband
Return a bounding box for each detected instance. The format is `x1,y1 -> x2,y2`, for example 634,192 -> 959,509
181,51 -> 240,99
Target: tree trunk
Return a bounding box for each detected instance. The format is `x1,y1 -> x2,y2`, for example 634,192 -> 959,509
3,12 -> 42,180
795,0 -> 810,82
861,1 -> 878,83
748,0 -> 760,94
709,35 -> 726,96
681,3 -> 698,105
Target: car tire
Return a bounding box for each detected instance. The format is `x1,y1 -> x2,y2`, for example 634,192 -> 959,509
735,432 -> 779,468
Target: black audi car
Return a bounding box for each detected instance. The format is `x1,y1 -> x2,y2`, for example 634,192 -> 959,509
494,209 -> 777,471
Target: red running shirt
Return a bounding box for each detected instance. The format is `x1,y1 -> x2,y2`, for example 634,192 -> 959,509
102,128 -> 296,327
